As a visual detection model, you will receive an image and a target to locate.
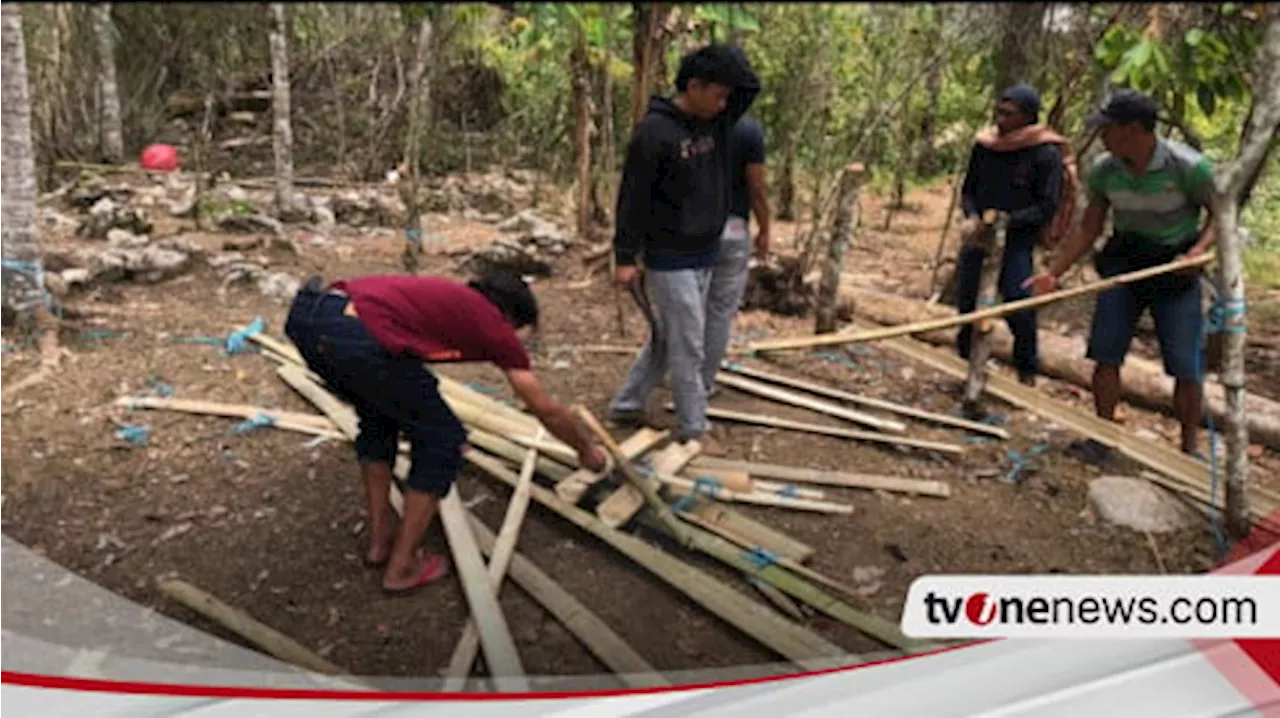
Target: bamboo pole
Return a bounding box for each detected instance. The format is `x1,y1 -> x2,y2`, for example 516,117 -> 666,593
155,577 -> 371,687
722,361 -> 1009,439
690,457 -> 951,498
575,406 -> 694,546
713,372 -> 906,433
746,252 -> 1214,353
681,404 -> 966,455
465,513 -> 669,689
441,429 -> 544,690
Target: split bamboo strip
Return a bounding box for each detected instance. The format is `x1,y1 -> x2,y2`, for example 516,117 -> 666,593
629,510 -> 933,653
746,252 -> 1215,352
115,396 -> 346,439
674,510 -> 867,604
462,448 -> 858,667
686,404 -> 966,455
722,361 -> 1010,439
690,457 -> 951,498
746,575 -> 808,621
465,514 -> 669,689
660,473 -> 854,514
714,372 -> 907,433
276,365 -> 529,689
156,578 -> 372,688
441,429 -> 545,691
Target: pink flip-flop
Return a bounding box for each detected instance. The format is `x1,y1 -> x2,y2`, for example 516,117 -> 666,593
382,553 -> 449,595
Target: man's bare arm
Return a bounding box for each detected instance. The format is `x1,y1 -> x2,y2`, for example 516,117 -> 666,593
745,163 -> 771,257
505,369 -> 605,469
1023,201 -> 1108,295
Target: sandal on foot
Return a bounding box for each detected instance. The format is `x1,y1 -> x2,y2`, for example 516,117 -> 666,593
382,554 -> 449,595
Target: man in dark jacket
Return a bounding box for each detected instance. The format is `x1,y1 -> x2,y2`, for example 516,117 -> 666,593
284,270 -> 607,595
608,44 -> 760,455
955,83 -> 1065,386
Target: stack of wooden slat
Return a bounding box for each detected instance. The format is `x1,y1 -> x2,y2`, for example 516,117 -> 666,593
115,325 -> 943,690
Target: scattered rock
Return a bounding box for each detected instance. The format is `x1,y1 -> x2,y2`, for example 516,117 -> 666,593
78,198 -> 152,239
39,207 -> 80,235
106,228 -> 148,248
1087,475 -> 1199,533
223,236 -> 264,252
331,190 -> 404,227
457,238 -> 553,277
88,246 -> 190,284
217,212 -> 283,236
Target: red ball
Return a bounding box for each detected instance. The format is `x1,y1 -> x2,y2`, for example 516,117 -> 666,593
140,143 -> 180,172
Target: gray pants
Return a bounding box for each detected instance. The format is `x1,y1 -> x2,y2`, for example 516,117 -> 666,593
608,265 -> 714,441
703,216 -> 752,392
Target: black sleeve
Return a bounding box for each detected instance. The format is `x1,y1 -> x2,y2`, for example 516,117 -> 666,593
960,144 -> 982,218
743,119 -> 766,165
613,124 -> 665,267
1008,144 -> 1063,232
723,51 -> 761,127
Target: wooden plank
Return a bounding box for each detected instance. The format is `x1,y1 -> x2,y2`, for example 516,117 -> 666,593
555,428 -> 669,503
441,430 -> 544,691
690,457 -> 951,499
683,404 -> 966,455
746,252 -> 1215,352
465,513 -> 669,689
276,365 -> 529,690
713,372 -> 906,433
155,578 -> 372,689
722,362 -> 1009,439
874,333 -> 1280,526
596,442 -> 702,527
463,448 -> 858,667
745,574 -> 808,621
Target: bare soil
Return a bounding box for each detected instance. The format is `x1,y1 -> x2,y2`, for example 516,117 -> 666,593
3,177 -> 1278,685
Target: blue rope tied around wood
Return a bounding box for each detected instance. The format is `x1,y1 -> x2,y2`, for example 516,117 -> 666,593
745,546 -> 779,570
1200,282 -> 1244,558
2,259 -> 53,310
231,412 -> 277,434
672,476 -> 722,512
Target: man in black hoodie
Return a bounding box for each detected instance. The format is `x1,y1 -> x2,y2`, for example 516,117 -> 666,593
608,44 -> 760,455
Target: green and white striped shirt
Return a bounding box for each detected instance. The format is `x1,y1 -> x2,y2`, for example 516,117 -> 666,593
1085,138 -> 1215,250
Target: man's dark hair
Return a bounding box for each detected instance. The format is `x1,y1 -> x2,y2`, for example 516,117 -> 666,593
675,44 -> 745,92
468,269 -> 539,330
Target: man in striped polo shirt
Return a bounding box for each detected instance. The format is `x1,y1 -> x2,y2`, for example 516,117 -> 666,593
1024,90 -> 1217,465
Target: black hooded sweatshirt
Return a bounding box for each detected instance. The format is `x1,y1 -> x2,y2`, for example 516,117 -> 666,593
613,62 -> 761,271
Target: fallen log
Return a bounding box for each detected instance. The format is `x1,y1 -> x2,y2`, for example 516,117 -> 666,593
839,286 -> 1280,451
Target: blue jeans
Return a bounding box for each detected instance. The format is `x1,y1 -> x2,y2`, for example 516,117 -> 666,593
1086,272 -> 1204,380
283,284 -> 466,496
954,237 -> 1038,377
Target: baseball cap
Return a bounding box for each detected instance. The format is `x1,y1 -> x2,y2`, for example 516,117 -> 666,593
1085,89 -> 1159,131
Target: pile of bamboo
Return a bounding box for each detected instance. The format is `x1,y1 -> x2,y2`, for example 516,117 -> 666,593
120,325 -> 943,690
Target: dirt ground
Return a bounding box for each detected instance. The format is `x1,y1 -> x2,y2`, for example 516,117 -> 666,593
3,176 -> 1279,685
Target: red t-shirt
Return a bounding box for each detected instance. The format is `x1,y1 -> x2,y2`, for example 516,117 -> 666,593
331,275 -> 531,370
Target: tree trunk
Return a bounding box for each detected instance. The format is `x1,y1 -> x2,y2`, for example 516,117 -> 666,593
630,3 -> 670,128
1,3 -> 46,324
268,3 -> 296,218
993,3 -> 1047,96
778,141 -> 797,221
814,164 -> 866,334
1215,14 -> 1280,538
571,33 -> 593,239
915,9 -> 945,176
399,15 -> 433,274
601,5 -> 617,184
93,2 -> 124,164
839,285 -> 1280,452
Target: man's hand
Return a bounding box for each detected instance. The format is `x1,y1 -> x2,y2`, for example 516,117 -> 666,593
1022,271 -> 1059,297
506,369 -> 604,464
578,445 -> 610,474
615,265 -> 639,287
753,229 -> 771,262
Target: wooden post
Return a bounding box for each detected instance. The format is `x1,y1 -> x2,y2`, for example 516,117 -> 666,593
814,163 -> 866,334
961,211 -> 1007,417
